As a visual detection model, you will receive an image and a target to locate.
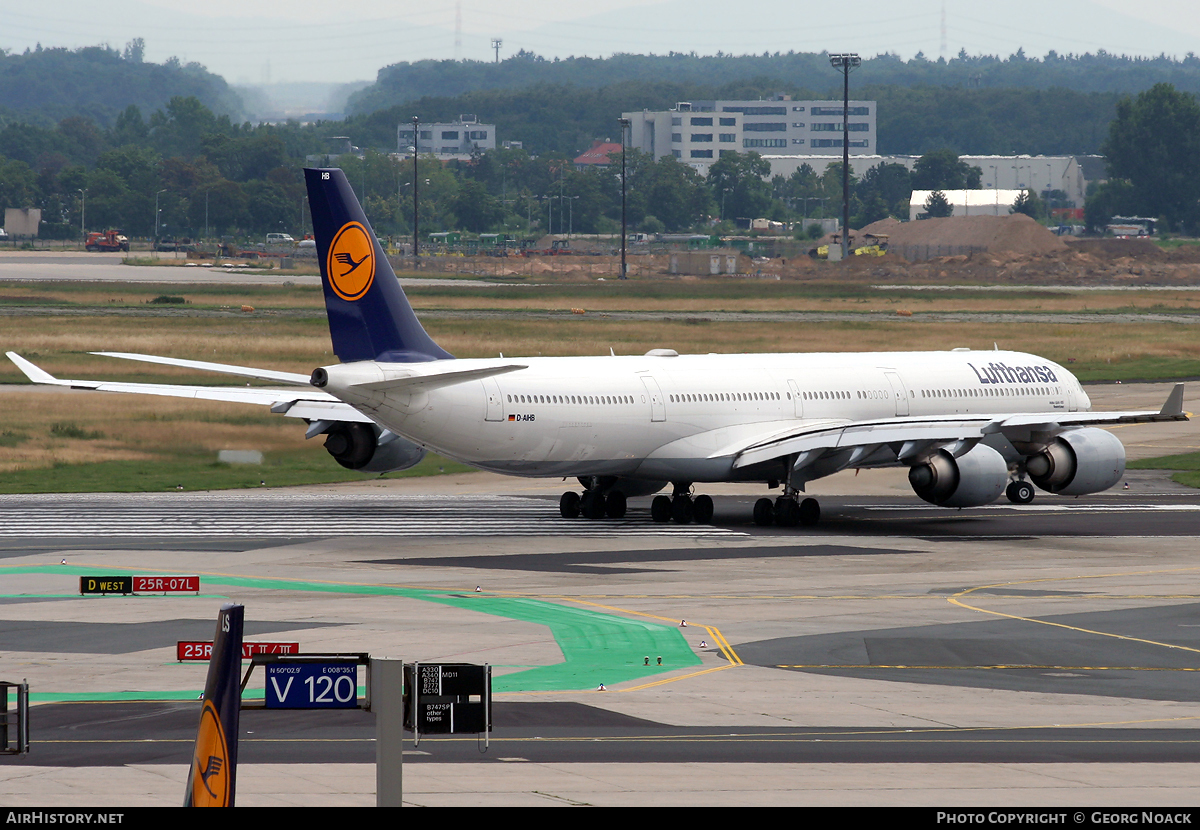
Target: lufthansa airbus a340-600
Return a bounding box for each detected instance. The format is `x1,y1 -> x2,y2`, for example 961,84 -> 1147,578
8,168 -> 1188,527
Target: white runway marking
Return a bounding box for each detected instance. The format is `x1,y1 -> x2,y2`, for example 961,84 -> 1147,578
0,493 -> 746,538
863,503 -> 1200,512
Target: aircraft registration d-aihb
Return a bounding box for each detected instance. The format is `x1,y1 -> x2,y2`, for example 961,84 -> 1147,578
7,168 -> 1189,527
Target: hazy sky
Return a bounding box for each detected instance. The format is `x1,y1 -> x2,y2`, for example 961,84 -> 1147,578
5,0 -> 1200,85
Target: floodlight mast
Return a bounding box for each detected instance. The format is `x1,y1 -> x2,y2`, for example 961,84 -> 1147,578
829,53 -> 861,261
411,116 -> 420,264
617,116 -> 630,279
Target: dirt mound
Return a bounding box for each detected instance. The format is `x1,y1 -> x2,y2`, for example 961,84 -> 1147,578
880,213 -> 1069,256
858,217 -> 904,237
1067,238 -> 1167,261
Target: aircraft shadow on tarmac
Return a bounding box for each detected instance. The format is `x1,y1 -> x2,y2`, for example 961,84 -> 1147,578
737,601 -> 1200,702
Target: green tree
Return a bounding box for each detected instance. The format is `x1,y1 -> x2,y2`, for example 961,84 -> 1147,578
1102,83 -> 1200,233
708,151 -> 771,220
453,177 -> 504,232
921,190 -> 953,219
640,156 -> 712,231
1010,189 -> 1046,220
912,149 -> 982,190
854,162 -> 912,224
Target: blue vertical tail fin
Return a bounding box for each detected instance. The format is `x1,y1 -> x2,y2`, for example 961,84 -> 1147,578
304,167 -> 453,363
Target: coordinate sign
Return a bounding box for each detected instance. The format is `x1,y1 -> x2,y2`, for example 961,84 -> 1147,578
265,662 -> 359,709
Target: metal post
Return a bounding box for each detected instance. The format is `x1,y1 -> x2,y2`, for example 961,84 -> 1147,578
412,116 -> 420,266
829,53 -> 860,260
154,189 -> 167,254
618,117 -> 630,279
371,659 -> 404,807
77,189 -> 86,240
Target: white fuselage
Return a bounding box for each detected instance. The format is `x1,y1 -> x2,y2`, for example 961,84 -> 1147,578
321,349 -> 1087,483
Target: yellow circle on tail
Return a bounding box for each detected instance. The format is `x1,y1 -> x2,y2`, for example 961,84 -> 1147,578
326,221 -> 376,301
190,700 -> 231,806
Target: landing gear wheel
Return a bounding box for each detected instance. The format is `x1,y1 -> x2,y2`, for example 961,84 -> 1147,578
559,491 -> 581,518
798,497 -> 821,527
581,489 -> 607,520
671,494 -> 694,524
774,496 -> 799,527
692,494 -> 714,524
753,498 -> 775,526
605,490 -> 627,518
1006,480 -> 1035,504
651,495 -> 673,523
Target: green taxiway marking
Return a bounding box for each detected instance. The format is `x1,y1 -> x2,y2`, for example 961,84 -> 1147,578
5,565 -> 701,699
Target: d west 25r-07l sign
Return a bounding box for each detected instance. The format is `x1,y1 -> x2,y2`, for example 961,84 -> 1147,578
79,575 -> 200,595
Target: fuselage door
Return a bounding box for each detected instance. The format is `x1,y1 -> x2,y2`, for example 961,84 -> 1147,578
639,375 -> 666,422
787,379 -> 804,418
482,377 -> 505,422
883,370 -> 909,416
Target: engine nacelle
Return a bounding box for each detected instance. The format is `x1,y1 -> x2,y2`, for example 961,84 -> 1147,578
321,422 -> 426,473
1026,427 -> 1125,495
908,443 -> 1009,507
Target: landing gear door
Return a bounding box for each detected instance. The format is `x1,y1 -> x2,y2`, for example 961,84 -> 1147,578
639,375 -> 666,422
482,377 -> 505,422
883,370 -> 909,417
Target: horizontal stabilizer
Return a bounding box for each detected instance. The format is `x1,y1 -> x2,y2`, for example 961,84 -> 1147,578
92,352 -> 312,385
6,352 -> 370,422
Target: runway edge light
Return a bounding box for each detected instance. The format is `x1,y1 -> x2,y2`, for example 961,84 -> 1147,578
184,603 -> 244,807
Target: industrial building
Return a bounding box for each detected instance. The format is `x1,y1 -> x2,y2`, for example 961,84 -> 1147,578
396,115 -> 496,160
764,154 -> 1088,207
622,96 -> 877,173
908,189 -> 1031,220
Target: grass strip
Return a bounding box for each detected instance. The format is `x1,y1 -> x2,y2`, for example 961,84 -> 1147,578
0,452 -> 474,494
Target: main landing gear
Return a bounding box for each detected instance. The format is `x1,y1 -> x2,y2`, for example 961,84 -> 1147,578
753,491 -> 820,527
560,488 -> 627,519
649,483 -> 714,525
1005,479 -> 1035,504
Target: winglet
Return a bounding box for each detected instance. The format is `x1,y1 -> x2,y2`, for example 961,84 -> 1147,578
1160,383 -> 1186,417
6,352 -> 65,386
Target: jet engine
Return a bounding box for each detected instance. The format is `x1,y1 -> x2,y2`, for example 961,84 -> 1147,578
1025,427 -> 1125,495
320,422 -> 426,473
908,444 -> 1009,507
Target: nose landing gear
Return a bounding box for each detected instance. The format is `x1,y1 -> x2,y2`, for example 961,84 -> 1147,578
1005,479 -> 1035,504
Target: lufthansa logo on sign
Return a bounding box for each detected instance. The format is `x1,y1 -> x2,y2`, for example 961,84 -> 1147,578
326,221 -> 375,301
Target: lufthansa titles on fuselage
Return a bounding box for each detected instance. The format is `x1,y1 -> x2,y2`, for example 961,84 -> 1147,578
967,361 -> 1059,386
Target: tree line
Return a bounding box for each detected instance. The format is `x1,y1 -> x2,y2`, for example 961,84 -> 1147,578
0,89 -> 1007,240
0,41 -> 243,128
349,49 -> 1200,116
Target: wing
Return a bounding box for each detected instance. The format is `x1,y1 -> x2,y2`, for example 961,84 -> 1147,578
715,384 -> 1188,479
5,352 -> 372,424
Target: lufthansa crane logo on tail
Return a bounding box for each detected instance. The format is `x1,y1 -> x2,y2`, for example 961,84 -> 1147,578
190,700 -> 230,806
326,221 -> 375,301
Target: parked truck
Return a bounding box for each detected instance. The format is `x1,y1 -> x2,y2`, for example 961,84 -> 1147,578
84,230 -> 130,252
